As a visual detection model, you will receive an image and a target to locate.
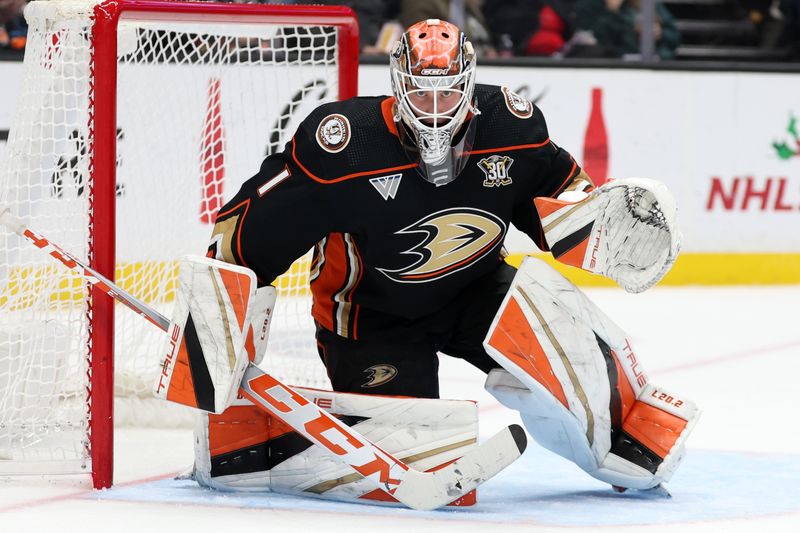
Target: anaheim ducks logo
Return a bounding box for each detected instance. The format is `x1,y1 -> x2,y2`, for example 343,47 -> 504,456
378,208 -> 506,283
362,364 -> 398,388
501,86 -> 533,119
316,113 -> 351,153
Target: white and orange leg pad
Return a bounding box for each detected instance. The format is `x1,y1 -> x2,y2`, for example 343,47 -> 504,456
154,255 -> 276,413
191,388 -> 480,506
535,178 -> 682,293
483,257 -> 700,490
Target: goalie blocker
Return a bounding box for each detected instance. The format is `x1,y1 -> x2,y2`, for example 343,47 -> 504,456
483,257 -> 700,490
154,256 -> 276,413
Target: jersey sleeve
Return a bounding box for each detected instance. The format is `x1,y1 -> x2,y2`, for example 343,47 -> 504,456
511,103 -> 584,251
208,148 -> 334,287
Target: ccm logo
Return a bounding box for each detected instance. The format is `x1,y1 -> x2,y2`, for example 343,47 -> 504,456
155,323 -> 182,394
420,68 -> 449,75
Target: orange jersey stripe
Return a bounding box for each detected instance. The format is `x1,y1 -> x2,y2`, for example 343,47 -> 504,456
311,233 -> 348,333
467,139 -> 551,156
348,237 -> 365,340
292,137 -> 418,184
381,96 -> 400,138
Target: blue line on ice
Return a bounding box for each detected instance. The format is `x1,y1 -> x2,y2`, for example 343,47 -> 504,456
93,446 -> 800,526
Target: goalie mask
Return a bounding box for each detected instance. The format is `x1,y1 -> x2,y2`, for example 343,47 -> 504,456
390,19 -> 478,187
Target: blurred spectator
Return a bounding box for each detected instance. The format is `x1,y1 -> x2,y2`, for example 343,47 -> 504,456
573,0 -> 679,59
362,20 -> 404,55
779,0 -> 800,59
741,0 -> 786,50
0,0 -> 26,50
399,0 -> 495,56
482,0 -> 540,56
4,13 -> 26,49
314,0 -> 400,54
483,0 -> 576,57
524,1 -> 577,56
0,0 -> 23,24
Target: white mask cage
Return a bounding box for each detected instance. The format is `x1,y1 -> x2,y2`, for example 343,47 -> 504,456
389,26 -> 477,185
390,65 -> 476,167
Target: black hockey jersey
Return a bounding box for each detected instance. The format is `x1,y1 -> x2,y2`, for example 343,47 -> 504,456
209,84 -> 582,340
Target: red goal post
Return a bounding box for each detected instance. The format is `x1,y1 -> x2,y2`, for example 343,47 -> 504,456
0,0 -> 359,489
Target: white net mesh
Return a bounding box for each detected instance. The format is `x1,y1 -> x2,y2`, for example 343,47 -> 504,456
0,0 -> 343,473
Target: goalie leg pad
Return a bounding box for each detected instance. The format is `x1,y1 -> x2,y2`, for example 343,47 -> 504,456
483,257 -> 700,489
193,388 -> 480,506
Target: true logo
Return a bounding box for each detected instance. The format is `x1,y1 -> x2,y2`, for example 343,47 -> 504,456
362,364 -> 398,388
501,86 -> 533,119
316,113 -> 351,153
369,173 -> 402,200
478,155 -> 514,187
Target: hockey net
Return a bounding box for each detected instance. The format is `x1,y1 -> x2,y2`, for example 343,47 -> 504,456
0,0 -> 358,485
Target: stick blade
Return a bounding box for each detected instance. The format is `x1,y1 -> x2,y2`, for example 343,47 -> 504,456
392,424 -> 527,511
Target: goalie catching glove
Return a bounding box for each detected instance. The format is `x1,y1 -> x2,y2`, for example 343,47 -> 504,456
535,178 -> 681,293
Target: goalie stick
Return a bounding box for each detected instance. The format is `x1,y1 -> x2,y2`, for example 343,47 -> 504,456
0,206 -> 527,511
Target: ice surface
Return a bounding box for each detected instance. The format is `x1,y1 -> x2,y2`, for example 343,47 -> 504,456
1,286 -> 799,532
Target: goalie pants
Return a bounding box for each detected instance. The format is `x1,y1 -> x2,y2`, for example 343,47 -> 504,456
315,261 -> 516,398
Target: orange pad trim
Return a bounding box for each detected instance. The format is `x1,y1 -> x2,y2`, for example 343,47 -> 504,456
165,338 -> 199,409
218,267 -> 252,331
555,234 -> 590,269
611,351 -> 637,421
533,196 -> 574,219
623,401 -> 688,459
487,296 -> 569,409
209,404 -> 295,457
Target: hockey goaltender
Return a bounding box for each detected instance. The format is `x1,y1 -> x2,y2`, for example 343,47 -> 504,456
161,19 -> 699,508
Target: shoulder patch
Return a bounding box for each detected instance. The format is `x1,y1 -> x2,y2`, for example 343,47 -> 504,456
501,86 -> 533,119
316,114 -> 351,153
